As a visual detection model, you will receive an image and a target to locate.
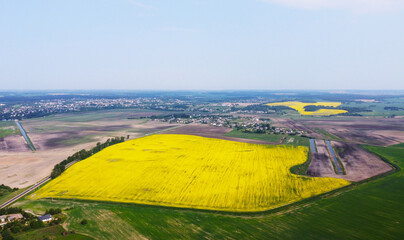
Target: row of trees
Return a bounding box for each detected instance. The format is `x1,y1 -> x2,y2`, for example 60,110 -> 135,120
50,136 -> 126,179
45,208 -> 62,215
0,207 -> 28,217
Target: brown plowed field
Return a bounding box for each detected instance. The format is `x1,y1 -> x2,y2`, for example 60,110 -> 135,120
307,139 -> 335,177
298,118 -> 404,146
307,139 -> 393,182
332,141 -> 392,181
0,135 -> 30,152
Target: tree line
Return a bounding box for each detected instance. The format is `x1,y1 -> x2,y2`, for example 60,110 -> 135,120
50,136 -> 126,179
0,184 -> 18,198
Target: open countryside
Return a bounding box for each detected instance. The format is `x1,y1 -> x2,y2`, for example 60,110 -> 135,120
1,0 -> 404,238
1,94 -> 404,239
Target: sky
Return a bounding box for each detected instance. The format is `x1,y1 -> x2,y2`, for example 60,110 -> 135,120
0,0 -> 403,90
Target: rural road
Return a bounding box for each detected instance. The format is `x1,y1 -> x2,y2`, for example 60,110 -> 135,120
0,177 -> 50,209
0,158 -> 79,209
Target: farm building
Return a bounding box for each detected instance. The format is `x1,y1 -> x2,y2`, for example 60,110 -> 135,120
0,213 -> 24,226
6,213 -> 23,221
0,213 -> 23,222
38,214 -> 52,222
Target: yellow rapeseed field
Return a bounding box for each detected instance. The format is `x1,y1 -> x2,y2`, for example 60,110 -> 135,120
266,101 -> 348,115
31,134 -> 350,212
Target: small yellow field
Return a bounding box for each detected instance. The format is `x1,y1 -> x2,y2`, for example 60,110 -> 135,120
266,101 -> 348,115
31,134 -> 350,212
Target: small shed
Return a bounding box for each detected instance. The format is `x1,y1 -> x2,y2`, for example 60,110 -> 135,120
38,214 -> 52,222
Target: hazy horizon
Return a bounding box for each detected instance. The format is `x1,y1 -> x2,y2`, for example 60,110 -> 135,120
1,0 -> 403,90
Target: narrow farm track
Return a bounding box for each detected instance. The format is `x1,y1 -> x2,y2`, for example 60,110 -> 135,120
326,140 -> 344,174
15,120 -> 36,151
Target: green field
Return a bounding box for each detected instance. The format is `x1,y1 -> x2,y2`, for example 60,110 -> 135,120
14,225 -> 94,240
390,143 -> 404,148
13,144 -> 403,239
0,187 -> 28,205
224,129 -> 310,148
0,121 -> 21,138
284,135 -> 310,148
341,98 -> 404,117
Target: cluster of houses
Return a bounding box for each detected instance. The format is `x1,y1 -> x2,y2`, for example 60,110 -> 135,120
0,213 -> 52,227
0,96 -> 191,120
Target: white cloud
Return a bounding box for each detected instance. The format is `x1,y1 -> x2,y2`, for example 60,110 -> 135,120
263,0 -> 404,12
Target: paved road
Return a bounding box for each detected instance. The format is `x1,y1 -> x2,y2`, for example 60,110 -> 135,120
0,157 -> 80,209
0,177 -> 50,209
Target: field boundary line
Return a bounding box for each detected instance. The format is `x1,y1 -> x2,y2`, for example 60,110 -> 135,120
15,120 -> 36,151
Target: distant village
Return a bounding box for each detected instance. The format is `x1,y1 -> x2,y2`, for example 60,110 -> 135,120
153,114 -> 305,136
0,97 -> 194,120
0,96 -> 304,137
0,96 -> 284,121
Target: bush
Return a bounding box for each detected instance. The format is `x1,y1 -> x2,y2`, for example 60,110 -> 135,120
30,220 -> 44,229
1,229 -> 15,240
80,219 -> 88,225
10,225 -> 21,233
46,208 -> 62,215
50,218 -> 62,225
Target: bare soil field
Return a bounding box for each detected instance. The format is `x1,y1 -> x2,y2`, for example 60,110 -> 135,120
307,139 -> 335,177
298,118 -> 404,146
307,139 -> 393,182
0,111 -> 176,188
161,124 -> 276,144
0,146 -> 93,188
332,141 -> 392,181
22,118 -> 173,150
0,135 -> 30,152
